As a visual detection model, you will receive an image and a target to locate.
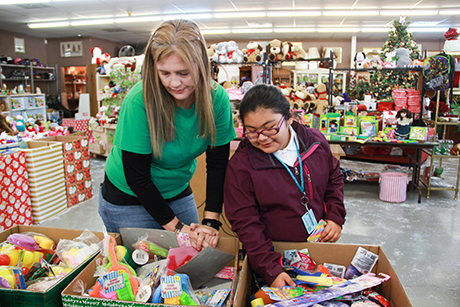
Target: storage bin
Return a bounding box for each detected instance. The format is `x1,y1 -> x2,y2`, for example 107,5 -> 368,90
379,172 -> 408,203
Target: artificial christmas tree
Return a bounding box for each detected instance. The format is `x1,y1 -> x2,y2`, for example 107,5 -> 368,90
382,16 -> 420,60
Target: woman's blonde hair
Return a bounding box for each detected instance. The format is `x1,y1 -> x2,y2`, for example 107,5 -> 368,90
143,19 -> 216,158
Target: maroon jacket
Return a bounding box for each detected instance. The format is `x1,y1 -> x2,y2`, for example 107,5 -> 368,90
224,121 -> 346,285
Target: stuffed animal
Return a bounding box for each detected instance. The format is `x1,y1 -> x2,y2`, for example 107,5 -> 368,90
395,48 -> 412,67
226,41 -> 244,64
279,85 -> 293,105
365,55 -> 384,69
212,42 -> 228,64
354,52 -> 367,70
292,85 -> 307,109
383,50 -> 397,68
207,44 -> 216,60
410,59 -> 424,68
314,83 -> 329,115
443,28 -> 460,53
282,42 -> 307,60
267,39 -> 283,62
242,41 -> 263,62
451,143 -> 460,155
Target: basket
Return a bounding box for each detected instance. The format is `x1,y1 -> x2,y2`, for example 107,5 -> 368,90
379,172 -> 408,203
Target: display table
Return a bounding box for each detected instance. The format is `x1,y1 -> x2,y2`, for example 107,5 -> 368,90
328,140 -> 437,203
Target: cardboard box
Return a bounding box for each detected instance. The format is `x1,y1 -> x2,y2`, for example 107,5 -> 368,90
234,242 -> 412,307
0,225 -> 121,307
21,141 -> 68,223
61,233 -> 240,307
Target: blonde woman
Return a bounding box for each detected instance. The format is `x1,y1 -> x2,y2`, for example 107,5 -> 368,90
99,19 -> 235,250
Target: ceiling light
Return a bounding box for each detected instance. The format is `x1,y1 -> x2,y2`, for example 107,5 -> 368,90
411,21 -> 440,27
0,0 -> 49,4
360,28 -> 391,32
323,10 -> 379,16
317,28 -> 360,32
408,27 -> 447,32
439,10 -> 460,15
162,13 -> 213,20
274,28 -> 316,33
380,10 -> 438,16
28,21 -> 70,28
231,28 -> 273,33
71,19 -> 114,26
214,12 -> 266,18
201,29 -> 231,35
267,11 -> 321,17
115,16 -> 161,23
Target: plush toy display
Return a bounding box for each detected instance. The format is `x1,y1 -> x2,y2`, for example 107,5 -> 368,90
242,41 -> 263,62
212,42 -> 228,64
207,44 -> 216,60
443,28 -> 460,53
395,48 -> 412,67
354,52 -> 367,69
226,41 -> 244,64
267,39 -> 283,62
314,83 -> 329,115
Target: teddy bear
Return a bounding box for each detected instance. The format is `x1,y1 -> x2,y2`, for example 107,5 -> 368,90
267,39 -> 283,62
395,48 -> 412,67
279,85 -> 293,105
291,85 -> 314,110
313,83 -> 329,115
286,44 -> 307,60
207,44 -> 216,60
242,41 -> 263,63
226,41 -> 244,64
212,42 -> 228,64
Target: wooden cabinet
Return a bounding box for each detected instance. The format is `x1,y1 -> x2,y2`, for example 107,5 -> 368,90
272,68 -> 292,87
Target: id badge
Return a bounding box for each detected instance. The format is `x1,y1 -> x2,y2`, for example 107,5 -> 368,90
302,209 -> 318,234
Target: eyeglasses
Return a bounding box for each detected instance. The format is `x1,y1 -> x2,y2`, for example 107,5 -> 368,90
243,116 -> 285,139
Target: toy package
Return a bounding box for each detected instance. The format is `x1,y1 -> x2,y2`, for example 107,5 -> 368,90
344,115 -> 358,127
409,126 -> 428,141
319,115 -> 328,133
340,127 -> 358,136
327,114 -> 341,134
360,120 -> 378,137
304,113 -> 313,128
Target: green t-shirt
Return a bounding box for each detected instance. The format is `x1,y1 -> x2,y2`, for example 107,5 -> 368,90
105,82 -> 236,199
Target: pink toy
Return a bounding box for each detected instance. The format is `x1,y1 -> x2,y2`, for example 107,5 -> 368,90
167,246 -> 199,271
7,234 -> 39,250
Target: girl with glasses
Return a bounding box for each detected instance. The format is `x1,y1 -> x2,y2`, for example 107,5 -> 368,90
224,83 -> 346,287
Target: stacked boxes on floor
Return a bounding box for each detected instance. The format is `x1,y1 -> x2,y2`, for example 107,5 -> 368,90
0,151 -> 34,231
20,141 -> 68,223
40,136 -> 92,207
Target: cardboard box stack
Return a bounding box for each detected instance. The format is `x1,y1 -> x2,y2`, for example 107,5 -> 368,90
40,136 -> 92,207
0,151 -> 34,231
20,142 -> 68,223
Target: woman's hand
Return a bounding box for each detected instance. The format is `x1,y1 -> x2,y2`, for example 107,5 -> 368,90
185,223 -> 218,251
270,272 -> 296,288
319,220 -> 342,242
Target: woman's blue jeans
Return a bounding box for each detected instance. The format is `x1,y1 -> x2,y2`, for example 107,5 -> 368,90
98,187 -> 199,233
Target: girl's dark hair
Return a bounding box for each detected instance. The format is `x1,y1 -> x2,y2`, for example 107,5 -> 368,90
239,84 -> 291,124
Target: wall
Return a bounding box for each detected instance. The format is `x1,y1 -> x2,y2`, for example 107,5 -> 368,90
0,30 -> 48,65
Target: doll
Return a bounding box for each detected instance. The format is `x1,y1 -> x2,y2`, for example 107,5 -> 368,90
394,108 -> 412,139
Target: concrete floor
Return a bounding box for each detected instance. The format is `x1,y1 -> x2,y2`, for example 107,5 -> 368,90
39,155 -> 460,307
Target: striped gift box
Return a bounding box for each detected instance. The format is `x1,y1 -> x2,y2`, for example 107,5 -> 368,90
21,141 -> 68,223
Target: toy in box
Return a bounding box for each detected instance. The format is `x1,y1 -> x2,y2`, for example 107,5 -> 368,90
327,113 -> 341,134
11,98 -> 25,110
344,115 -> 357,127
344,102 -> 358,116
341,126 -> 358,136
360,120 -> 378,137
35,97 -> 45,107
319,114 -> 328,133
409,126 -> 428,141
304,113 -> 313,128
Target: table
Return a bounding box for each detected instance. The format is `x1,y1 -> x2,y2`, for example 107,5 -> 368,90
328,140 -> 436,203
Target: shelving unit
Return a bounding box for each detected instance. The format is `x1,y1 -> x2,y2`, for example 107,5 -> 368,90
292,68 -> 346,95
421,90 -> 460,200
0,63 -> 57,94
0,93 -> 47,121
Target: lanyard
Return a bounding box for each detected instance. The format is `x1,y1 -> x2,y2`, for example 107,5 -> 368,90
273,140 -> 309,208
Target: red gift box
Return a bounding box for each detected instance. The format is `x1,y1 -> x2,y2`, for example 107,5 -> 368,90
0,151 -> 34,231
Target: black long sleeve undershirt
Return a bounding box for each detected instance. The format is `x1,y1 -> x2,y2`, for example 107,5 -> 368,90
101,143 -> 230,224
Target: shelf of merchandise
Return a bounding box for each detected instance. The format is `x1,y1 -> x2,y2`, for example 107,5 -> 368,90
0,63 -> 57,94
96,74 -> 111,107
0,93 -> 47,121
292,68 -> 347,95
421,89 -> 460,200
63,66 -> 87,110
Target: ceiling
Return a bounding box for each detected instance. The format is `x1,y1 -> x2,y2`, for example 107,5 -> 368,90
0,0 -> 459,47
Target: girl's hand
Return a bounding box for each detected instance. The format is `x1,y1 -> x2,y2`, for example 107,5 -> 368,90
319,220 -> 342,242
270,272 -> 296,288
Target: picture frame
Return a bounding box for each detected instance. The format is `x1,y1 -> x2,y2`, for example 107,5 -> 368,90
14,37 -> 25,53
323,47 -> 342,63
60,41 -> 83,57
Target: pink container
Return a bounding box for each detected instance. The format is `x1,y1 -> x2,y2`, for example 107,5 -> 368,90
379,172 -> 408,203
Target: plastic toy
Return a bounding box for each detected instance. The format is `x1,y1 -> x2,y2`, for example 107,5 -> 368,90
296,272 -> 333,287
151,273 -> 198,305
7,233 -> 39,250
135,239 -> 168,258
